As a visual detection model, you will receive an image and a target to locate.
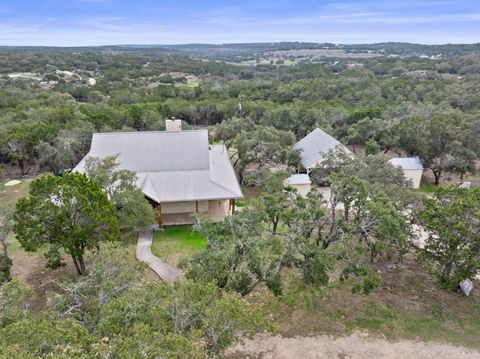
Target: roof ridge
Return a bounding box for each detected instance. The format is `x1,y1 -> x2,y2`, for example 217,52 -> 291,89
209,178 -> 242,198
93,130 -> 208,136
135,169 -> 210,174
312,128 -> 341,143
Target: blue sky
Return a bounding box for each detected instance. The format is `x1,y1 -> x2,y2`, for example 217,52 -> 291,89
0,1 -> 479,46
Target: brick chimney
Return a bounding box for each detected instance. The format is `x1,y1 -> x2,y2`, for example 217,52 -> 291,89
165,117 -> 182,131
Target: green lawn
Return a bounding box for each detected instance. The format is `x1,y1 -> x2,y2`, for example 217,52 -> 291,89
151,226 -> 206,268
419,183 -> 438,194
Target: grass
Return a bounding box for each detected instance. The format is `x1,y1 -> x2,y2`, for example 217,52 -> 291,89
151,226 -> 206,268
251,257 -> 480,350
1,179 -> 33,255
241,185 -> 262,200
175,80 -> 200,88
0,179 -> 31,208
419,183 -> 438,194
235,200 -> 245,208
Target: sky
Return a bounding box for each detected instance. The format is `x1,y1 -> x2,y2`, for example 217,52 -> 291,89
0,0 -> 479,46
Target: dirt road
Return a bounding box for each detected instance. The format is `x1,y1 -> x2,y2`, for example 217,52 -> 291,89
228,333 -> 480,359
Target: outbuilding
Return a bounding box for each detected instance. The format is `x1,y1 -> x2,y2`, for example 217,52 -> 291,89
286,173 -> 311,197
389,157 -> 424,189
292,128 -> 352,173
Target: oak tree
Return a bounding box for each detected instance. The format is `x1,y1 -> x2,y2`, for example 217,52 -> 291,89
13,172 -> 119,275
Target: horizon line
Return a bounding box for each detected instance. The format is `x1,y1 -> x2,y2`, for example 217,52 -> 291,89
0,41 -> 480,48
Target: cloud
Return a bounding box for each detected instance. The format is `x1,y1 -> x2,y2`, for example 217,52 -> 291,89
79,16 -> 167,32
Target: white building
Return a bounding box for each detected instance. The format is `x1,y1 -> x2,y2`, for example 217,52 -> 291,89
75,121 -> 243,225
389,157 -> 424,189
286,174 -> 311,197
292,128 -> 351,173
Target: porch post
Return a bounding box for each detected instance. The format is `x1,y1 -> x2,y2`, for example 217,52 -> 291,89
157,203 -> 163,226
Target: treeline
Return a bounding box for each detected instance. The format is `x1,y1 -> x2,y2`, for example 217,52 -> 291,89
0,50 -> 479,181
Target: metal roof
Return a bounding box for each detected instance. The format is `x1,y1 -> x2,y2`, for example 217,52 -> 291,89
389,157 -> 424,170
286,174 -> 311,185
87,130 -> 210,172
292,128 -> 348,169
74,131 -> 243,203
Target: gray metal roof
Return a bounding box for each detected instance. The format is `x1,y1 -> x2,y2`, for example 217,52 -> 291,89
389,157 -> 423,170
88,130 -> 209,172
74,131 -> 243,203
292,128 -> 348,169
286,174 -> 311,185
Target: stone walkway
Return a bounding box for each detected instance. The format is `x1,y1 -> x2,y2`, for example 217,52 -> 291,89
136,226 -> 180,283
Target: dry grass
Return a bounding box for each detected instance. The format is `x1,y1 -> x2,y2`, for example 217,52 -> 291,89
249,255 -> 480,349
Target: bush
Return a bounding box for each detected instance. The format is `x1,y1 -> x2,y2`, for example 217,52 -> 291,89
416,187 -> 480,289
0,254 -> 12,284
0,279 -> 34,327
303,250 -> 333,287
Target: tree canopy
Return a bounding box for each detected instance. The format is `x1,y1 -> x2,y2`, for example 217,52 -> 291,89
13,172 -> 119,275
416,187 -> 480,289
84,155 -> 157,232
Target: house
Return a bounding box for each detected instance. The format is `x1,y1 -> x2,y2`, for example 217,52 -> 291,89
286,174 -> 311,197
74,121 -> 243,226
292,128 -> 351,173
388,157 -> 423,189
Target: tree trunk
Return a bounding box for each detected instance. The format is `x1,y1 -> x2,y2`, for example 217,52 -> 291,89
316,225 -> 323,246
238,166 -> 246,185
78,256 -> 87,275
18,159 -> 25,176
71,255 -> 82,276
229,150 -> 238,161
272,219 -> 278,236
432,169 -> 442,186
329,202 -> 337,236
1,237 -> 8,258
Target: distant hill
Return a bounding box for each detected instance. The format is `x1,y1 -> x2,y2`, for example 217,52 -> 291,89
1,42 -> 479,61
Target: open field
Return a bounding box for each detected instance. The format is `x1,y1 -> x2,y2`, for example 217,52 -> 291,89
151,226 -> 206,269
264,49 -> 382,59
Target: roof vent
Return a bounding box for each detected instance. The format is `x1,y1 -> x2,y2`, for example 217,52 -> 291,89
165,118 -> 182,131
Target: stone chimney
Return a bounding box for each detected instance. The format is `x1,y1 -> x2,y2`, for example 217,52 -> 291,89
165,117 -> 182,131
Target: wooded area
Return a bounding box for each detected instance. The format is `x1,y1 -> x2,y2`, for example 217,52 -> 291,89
1,44 -> 480,357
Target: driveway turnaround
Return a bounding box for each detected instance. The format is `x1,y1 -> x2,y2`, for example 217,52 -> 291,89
136,227 -> 180,283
